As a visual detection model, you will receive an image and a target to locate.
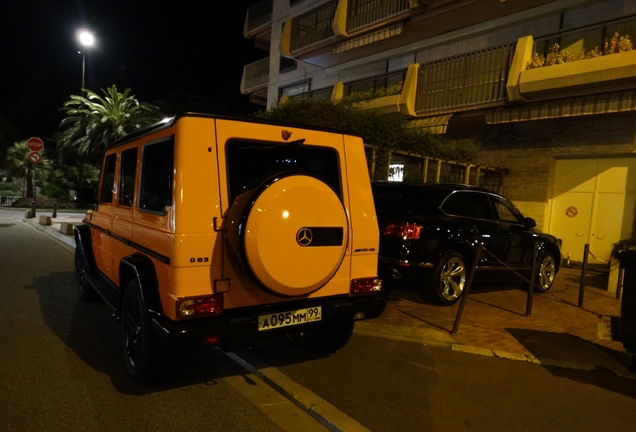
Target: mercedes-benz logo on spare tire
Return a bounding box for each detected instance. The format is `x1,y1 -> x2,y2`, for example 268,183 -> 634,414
296,227 -> 313,246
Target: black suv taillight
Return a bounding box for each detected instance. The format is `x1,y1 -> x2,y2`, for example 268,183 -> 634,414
383,222 -> 422,239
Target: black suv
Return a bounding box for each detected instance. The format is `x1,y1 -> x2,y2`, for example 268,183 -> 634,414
372,182 -> 561,305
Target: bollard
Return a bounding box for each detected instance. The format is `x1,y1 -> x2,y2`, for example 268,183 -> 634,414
52,202 -> 57,218
526,243 -> 539,317
578,244 -> 589,308
616,266 -> 624,300
452,242 -> 483,335
31,200 -> 36,218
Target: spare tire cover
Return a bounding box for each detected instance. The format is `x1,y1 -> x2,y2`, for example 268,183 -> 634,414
227,174 -> 348,296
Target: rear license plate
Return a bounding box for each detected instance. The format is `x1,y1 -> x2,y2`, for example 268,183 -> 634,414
258,306 -> 322,331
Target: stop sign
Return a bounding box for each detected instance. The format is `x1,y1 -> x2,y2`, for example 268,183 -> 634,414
27,137 -> 44,152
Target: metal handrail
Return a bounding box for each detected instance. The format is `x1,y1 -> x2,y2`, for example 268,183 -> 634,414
347,0 -> 411,33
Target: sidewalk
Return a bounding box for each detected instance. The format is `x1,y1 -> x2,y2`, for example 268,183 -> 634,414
23,211 -> 635,378
369,267 -> 635,377
23,211 -> 84,249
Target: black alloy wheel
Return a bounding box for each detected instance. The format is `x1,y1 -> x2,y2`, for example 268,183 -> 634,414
121,279 -> 168,384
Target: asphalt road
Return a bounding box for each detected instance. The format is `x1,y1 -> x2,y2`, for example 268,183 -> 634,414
246,333 -> 636,431
0,213 -> 323,432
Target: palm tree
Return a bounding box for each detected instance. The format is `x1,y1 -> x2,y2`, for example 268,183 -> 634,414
59,85 -> 162,164
6,141 -> 52,198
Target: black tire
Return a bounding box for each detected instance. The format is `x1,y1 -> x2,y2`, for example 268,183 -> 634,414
534,252 -> 557,293
121,279 -> 176,384
428,251 -> 467,306
302,321 -> 354,354
75,247 -> 97,301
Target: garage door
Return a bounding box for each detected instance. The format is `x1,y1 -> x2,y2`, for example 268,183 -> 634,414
549,158 -> 636,263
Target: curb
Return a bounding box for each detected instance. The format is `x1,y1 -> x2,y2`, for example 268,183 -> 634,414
22,217 -> 77,250
223,349 -> 371,432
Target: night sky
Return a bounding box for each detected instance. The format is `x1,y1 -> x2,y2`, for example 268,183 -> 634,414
2,0 -> 264,141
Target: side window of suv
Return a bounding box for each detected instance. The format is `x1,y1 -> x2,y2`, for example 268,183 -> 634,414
99,154 -> 116,203
139,138 -> 174,214
442,191 -> 494,220
119,148 -> 137,207
491,195 -> 524,224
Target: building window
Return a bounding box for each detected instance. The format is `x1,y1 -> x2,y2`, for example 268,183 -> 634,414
279,56 -> 297,74
279,79 -> 310,99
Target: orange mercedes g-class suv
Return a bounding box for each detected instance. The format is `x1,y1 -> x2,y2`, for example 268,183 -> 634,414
74,113 -> 385,382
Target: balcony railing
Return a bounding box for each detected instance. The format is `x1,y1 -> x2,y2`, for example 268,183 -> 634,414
344,69 -> 406,98
347,0 -> 411,33
246,0 -> 273,33
291,86 -> 334,100
416,43 -> 515,114
290,0 -> 338,52
243,57 -> 270,92
533,14 -> 636,60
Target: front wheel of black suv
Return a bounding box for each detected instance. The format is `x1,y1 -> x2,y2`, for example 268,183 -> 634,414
534,252 -> 557,293
427,251 -> 467,306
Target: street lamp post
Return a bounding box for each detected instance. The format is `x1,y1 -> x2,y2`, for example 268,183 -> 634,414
76,29 -> 95,93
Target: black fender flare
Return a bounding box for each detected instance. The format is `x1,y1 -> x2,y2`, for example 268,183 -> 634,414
74,224 -> 96,271
119,254 -> 163,315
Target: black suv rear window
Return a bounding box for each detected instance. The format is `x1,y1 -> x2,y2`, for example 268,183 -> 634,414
225,140 -> 341,202
372,184 -> 448,214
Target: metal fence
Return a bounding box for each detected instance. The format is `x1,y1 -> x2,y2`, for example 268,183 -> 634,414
416,43 -> 515,114
347,0 -> 411,33
0,196 -> 21,206
344,69 -> 406,98
290,0 -> 338,52
243,57 -> 269,91
534,14 -> 636,59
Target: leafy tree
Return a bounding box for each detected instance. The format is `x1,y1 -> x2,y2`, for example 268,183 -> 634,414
59,85 -> 162,165
0,114 -> 20,170
6,141 -> 52,198
255,96 -> 479,180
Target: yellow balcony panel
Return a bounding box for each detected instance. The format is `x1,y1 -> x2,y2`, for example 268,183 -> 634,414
517,50 -> 636,101
358,94 -> 401,114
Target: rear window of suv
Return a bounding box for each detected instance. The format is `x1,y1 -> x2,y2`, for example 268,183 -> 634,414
225,140 -> 341,202
372,184 -> 448,214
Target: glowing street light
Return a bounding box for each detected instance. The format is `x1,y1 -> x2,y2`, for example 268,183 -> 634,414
76,29 -> 95,93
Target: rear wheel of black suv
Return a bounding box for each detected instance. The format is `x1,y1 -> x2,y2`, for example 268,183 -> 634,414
427,251 -> 467,306
534,252 -> 557,292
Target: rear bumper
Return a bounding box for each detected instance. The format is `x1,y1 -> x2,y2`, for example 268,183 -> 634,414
151,294 -> 387,350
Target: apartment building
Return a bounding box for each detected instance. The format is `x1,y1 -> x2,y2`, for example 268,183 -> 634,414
241,0 -> 636,263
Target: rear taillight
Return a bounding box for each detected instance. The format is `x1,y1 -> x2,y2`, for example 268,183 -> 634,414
383,222 -> 422,239
176,294 -> 223,318
351,278 -> 382,295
